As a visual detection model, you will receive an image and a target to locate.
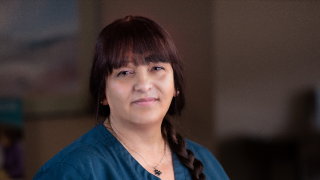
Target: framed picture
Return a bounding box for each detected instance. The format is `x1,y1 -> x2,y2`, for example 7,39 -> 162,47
0,1 -> 99,115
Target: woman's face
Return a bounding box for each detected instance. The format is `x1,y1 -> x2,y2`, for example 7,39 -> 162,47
102,59 -> 175,127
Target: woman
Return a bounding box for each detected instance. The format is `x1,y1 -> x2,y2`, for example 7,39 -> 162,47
34,16 -> 229,180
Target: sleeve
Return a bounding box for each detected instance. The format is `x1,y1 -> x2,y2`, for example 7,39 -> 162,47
33,162 -> 85,180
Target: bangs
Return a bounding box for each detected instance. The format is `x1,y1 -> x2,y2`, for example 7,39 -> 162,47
102,18 -> 174,74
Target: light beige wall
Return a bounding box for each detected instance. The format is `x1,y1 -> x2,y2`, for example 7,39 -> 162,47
213,1 -> 320,141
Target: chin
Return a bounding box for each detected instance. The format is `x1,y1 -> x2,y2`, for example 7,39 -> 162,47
132,113 -> 165,125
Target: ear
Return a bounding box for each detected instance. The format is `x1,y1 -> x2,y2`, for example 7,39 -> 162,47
101,97 -> 108,105
173,90 -> 179,97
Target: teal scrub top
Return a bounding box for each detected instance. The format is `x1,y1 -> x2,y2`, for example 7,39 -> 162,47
33,123 -> 229,180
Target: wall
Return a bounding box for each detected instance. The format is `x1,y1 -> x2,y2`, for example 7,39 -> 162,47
213,0 -> 320,141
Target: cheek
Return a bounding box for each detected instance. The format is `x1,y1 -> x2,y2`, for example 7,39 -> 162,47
107,82 -> 129,101
112,85 -> 126,95
158,75 -> 175,96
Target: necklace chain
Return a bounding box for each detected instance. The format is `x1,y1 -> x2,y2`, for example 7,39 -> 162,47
110,123 -> 166,176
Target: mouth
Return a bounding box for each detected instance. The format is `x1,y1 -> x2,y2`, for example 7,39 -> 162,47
132,97 -> 158,106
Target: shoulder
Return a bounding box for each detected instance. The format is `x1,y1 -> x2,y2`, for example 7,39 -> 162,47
185,139 -> 230,180
185,139 -> 217,163
185,139 -> 211,155
33,162 -> 85,180
185,139 -> 217,164
34,124 -> 117,180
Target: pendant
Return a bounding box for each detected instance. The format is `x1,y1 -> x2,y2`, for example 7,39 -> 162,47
154,168 -> 162,176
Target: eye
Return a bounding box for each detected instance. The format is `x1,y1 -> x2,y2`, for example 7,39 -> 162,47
117,71 -> 132,77
151,66 -> 165,71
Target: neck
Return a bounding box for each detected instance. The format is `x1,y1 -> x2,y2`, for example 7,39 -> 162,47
104,115 -> 165,152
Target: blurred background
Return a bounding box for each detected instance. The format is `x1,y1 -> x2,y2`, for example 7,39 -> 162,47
0,0 -> 319,180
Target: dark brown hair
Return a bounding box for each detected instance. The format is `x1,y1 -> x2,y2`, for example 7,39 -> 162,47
89,15 -> 205,180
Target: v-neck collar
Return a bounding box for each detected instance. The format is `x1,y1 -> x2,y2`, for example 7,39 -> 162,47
99,123 -> 188,180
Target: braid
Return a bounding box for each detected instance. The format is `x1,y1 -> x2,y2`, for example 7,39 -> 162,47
162,116 -> 205,180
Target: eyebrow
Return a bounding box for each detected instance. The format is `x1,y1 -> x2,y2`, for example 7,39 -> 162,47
117,53 -> 168,68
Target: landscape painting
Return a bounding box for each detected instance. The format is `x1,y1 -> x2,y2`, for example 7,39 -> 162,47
0,1 -> 79,98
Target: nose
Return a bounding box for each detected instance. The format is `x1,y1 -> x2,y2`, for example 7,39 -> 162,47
134,68 -> 152,92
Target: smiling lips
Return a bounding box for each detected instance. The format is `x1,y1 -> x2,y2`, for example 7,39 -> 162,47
133,97 -> 158,106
